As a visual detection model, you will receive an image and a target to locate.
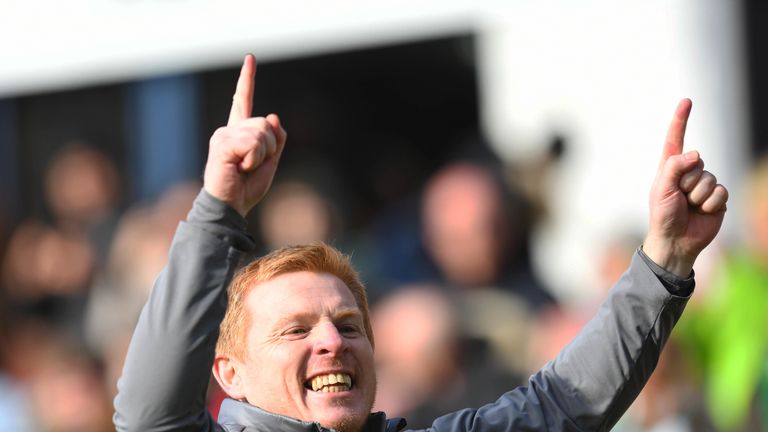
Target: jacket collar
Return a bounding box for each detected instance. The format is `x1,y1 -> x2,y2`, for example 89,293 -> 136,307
218,398 -> 407,432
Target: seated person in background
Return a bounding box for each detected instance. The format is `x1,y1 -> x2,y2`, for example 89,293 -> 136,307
114,54 -> 729,432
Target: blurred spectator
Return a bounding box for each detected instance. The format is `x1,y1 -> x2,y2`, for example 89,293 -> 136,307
361,161 -> 557,381
27,337 -> 113,432
2,220 -> 95,301
677,156 -> 768,431
456,287 -> 533,377
258,180 -> 337,249
2,318 -> 112,431
43,142 -> 120,235
372,284 -> 523,429
373,285 -> 458,420
1,143 -> 121,339
84,180 -> 200,399
420,162 -> 554,311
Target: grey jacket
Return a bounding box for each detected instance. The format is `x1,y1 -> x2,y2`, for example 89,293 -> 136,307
114,190 -> 693,432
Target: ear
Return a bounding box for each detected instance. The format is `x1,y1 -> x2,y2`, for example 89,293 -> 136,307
212,355 -> 246,400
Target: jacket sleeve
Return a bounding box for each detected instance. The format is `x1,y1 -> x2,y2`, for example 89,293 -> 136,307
425,250 -> 692,432
114,190 -> 256,432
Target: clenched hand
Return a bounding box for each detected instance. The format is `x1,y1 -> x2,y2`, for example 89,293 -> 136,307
643,99 -> 728,278
203,54 -> 287,216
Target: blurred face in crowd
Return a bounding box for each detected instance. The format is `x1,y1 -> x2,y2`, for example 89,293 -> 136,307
227,271 -> 376,432
259,182 -> 333,248
423,164 -> 504,286
45,145 -> 119,225
372,286 -> 458,416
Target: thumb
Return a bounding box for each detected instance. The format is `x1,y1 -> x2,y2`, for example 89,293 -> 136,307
659,150 -> 701,191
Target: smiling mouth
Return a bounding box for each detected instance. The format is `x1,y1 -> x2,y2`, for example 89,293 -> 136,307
305,373 -> 353,393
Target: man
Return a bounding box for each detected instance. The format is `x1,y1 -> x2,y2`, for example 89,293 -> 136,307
114,54 -> 729,432
420,162 -> 554,311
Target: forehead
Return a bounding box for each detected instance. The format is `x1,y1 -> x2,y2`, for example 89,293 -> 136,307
246,271 -> 359,320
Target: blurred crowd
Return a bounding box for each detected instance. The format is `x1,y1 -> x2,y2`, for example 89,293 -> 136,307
1,137 -> 767,432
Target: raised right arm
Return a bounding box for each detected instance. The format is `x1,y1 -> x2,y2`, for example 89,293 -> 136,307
114,54 -> 286,431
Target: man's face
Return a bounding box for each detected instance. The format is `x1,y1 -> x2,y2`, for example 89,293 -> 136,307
235,271 -> 376,432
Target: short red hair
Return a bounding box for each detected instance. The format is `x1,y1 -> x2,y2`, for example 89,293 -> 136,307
216,243 -> 373,360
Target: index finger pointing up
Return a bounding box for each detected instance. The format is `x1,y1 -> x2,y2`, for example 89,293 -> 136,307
660,98 -> 693,166
228,54 -> 256,125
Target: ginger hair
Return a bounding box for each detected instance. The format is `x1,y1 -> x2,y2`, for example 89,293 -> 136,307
216,243 -> 373,360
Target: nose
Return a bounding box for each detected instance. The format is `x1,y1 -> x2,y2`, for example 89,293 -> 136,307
313,322 -> 346,356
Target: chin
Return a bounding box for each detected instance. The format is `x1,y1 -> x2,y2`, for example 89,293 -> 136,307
304,378 -> 376,432
315,406 -> 369,432
322,415 -> 367,432
305,388 -> 375,429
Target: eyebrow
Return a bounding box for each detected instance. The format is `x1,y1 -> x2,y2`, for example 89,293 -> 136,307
272,307 -> 363,329
334,308 -> 364,322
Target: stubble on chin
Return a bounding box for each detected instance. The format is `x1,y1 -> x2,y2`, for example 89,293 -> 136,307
326,386 -> 376,432
331,416 -> 364,432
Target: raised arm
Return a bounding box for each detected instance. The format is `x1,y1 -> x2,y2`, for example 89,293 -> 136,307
426,99 -> 728,432
114,55 -> 286,432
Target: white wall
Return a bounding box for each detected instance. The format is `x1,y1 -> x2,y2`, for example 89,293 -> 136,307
1,0 -> 748,300
0,0 -> 478,97
477,0 -> 748,300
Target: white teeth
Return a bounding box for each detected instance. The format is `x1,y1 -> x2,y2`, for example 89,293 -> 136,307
320,385 -> 346,393
309,373 -> 352,392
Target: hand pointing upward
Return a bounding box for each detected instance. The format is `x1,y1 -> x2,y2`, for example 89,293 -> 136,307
204,54 -> 288,217
643,98 -> 728,278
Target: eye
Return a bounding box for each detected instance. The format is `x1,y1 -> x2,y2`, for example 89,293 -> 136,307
338,324 -> 362,336
283,327 -> 309,339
